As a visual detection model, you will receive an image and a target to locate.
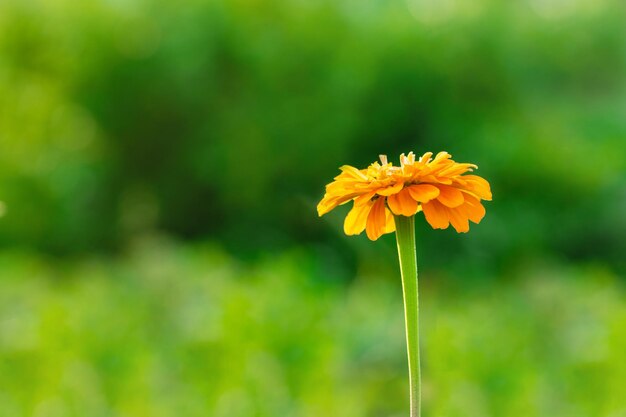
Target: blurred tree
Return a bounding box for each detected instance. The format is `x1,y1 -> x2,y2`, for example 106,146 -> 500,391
0,0 -> 624,272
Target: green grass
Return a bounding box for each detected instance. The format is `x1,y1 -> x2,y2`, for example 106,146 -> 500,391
0,238 -> 625,417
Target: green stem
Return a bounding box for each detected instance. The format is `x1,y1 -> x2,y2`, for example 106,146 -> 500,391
394,215 -> 421,417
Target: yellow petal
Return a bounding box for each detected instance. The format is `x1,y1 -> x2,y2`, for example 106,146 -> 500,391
407,184 -> 440,203
366,198 -> 388,241
446,206 -> 470,233
384,208 -> 396,233
317,195 -> 341,216
418,152 -> 433,164
422,200 -> 450,229
438,163 -> 476,177
400,152 -> 415,166
317,193 -> 360,216
419,174 -> 452,185
354,191 -> 376,206
459,193 -> 486,223
436,185 -> 464,208
462,175 -> 492,200
430,151 -> 451,165
387,188 -> 419,216
339,165 -> 368,180
343,200 -> 374,235
376,182 -> 404,196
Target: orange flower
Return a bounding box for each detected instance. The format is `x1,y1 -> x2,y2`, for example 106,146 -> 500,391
317,151 -> 492,240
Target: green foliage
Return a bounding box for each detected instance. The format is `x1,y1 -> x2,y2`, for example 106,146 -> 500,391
1,2 -> 625,414
0,241 -> 624,416
0,0 -> 625,272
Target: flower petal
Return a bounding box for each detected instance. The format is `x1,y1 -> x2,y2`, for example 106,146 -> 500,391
384,208 -> 396,233
343,200 -> 374,235
317,192 -> 360,216
419,174 -> 452,185
462,175 -> 492,200
430,151 -> 451,165
422,200 -> 450,229
317,195 -> 342,216
354,191 -> 376,206
387,188 -> 419,216
459,193 -> 486,223
366,198 -> 388,241
376,182 -> 404,196
338,165 -> 368,180
436,185 -> 464,208
406,184 -> 440,203
446,206 -> 470,233
418,152 -> 433,164
438,163 -> 476,177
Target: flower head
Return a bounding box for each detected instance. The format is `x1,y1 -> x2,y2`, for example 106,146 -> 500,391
317,151 -> 492,240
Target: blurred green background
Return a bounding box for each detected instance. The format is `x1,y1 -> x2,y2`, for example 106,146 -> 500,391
1,0 -> 626,416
